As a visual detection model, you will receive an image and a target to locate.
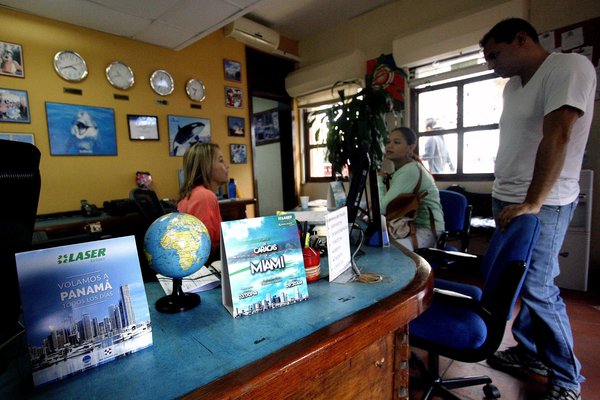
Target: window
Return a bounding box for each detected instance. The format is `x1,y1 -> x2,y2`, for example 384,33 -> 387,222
303,105 -> 332,181
303,104 -> 349,182
411,54 -> 507,180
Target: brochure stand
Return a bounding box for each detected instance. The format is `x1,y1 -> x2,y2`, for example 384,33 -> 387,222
220,214 -> 309,318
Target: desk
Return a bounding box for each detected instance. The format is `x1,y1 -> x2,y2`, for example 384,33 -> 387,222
218,198 -> 256,221
1,244 -> 432,400
32,198 -> 257,248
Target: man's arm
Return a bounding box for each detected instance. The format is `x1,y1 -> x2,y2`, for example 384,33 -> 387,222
496,105 -> 582,230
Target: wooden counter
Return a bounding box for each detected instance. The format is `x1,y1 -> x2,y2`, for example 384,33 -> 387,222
2,244 -> 432,400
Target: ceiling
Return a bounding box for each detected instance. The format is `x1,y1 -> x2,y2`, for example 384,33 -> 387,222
0,0 -> 396,51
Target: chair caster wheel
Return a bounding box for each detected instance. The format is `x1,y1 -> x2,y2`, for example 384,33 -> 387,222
483,383 -> 500,398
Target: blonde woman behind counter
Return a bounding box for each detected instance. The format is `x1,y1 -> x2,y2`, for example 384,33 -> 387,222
379,127 -> 444,251
178,143 -> 229,261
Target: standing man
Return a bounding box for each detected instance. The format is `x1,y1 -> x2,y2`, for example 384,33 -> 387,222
480,18 -> 595,400
422,118 -> 455,174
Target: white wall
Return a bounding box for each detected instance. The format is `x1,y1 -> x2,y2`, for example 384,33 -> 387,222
296,0 -> 600,271
253,97 -> 284,216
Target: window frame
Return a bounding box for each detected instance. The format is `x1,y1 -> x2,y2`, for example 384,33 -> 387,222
411,72 -> 501,181
302,104 -> 340,183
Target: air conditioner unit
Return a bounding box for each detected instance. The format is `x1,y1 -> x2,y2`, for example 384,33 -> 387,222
285,50 -> 366,104
224,17 -> 280,53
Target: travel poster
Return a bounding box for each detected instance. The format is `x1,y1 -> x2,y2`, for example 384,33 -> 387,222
220,214 -> 309,318
15,236 -> 153,387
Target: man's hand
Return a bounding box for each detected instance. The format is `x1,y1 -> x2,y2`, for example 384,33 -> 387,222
496,202 -> 541,231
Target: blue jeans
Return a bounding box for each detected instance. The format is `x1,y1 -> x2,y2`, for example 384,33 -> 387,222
492,198 -> 584,391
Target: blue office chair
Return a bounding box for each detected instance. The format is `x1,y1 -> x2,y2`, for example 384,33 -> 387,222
411,214 -> 541,400
437,189 -> 472,253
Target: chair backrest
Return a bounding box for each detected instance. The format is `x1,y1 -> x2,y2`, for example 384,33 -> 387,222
437,189 -> 472,252
439,189 -> 468,232
129,188 -> 166,224
480,214 -> 541,320
0,140 -> 41,340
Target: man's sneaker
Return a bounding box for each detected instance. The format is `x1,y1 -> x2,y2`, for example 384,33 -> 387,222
542,384 -> 581,400
486,346 -> 550,378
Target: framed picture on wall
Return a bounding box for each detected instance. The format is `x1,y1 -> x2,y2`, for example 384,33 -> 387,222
0,41 -> 24,77
127,114 -> 159,140
0,132 -> 34,144
230,144 -> 247,164
227,116 -> 245,137
225,86 -> 243,108
223,59 -> 241,82
253,108 -> 280,146
46,102 -> 117,156
167,114 -> 211,156
0,88 -> 29,122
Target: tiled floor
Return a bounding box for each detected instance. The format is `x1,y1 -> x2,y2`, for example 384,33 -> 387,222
409,286 -> 600,399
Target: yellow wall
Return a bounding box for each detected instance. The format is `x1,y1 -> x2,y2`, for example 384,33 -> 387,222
0,8 -> 254,216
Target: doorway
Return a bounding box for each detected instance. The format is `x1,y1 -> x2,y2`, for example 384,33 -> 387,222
246,48 -> 297,214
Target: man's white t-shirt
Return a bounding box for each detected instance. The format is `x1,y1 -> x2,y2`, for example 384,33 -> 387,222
493,52 -> 596,206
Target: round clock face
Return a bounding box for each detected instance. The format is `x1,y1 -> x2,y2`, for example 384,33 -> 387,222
106,61 -> 134,90
150,69 -> 174,96
53,50 -> 88,82
185,79 -> 206,102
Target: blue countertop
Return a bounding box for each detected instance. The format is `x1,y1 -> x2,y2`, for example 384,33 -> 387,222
2,245 -> 417,399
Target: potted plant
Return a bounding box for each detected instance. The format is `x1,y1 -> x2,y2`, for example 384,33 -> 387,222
324,83 -> 394,176
309,55 -> 405,244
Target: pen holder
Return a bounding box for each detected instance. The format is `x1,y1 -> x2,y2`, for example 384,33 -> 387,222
302,247 -> 321,282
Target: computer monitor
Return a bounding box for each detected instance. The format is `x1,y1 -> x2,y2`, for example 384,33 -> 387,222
0,140 -> 41,344
345,141 -> 371,228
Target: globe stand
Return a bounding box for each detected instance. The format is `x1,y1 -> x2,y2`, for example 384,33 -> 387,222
155,278 -> 200,313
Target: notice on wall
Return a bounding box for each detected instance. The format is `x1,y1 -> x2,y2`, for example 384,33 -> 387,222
325,207 -> 352,282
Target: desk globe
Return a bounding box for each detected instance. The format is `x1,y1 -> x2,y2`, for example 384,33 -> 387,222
144,212 -> 211,313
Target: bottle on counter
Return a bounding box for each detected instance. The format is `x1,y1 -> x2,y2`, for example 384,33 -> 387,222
228,178 -> 237,199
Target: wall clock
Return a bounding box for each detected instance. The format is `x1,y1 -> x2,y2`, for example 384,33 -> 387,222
53,50 -> 88,82
150,69 -> 174,96
185,78 -> 206,102
106,61 -> 134,90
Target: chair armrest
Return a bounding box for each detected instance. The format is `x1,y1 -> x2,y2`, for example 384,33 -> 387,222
416,247 -> 480,264
432,288 -> 493,320
434,287 -> 473,299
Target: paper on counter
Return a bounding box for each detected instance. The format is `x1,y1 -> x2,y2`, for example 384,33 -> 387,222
157,264 -> 221,295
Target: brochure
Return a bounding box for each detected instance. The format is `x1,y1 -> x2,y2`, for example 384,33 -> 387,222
15,236 -> 153,387
156,263 -> 221,295
220,214 -> 309,318
327,181 -> 347,210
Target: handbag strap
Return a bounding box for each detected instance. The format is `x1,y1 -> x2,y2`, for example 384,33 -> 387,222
414,166 -> 439,248
411,165 -> 423,195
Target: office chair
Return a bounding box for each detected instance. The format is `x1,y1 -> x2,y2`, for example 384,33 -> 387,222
410,214 -> 541,400
129,187 -> 166,225
437,189 -> 472,253
0,140 -> 41,346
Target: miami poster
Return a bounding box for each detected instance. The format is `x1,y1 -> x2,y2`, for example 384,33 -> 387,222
15,236 -> 152,387
220,214 -> 309,318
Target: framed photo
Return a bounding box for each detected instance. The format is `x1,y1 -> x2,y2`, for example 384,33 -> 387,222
0,88 -> 29,122
253,108 -> 280,146
225,86 -> 243,108
0,41 -> 24,77
223,59 -> 241,82
167,115 -> 211,156
127,114 -> 159,141
0,132 -> 34,144
230,144 -> 247,164
45,102 -> 117,156
227,116 -> 245,137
